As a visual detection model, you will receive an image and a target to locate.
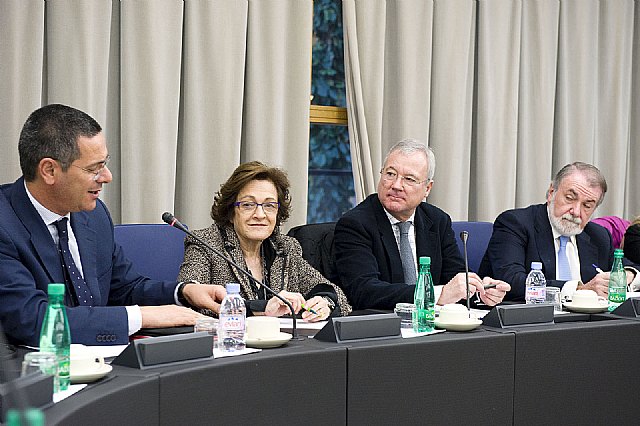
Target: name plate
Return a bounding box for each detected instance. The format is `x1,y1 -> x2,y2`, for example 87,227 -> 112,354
482,304 -> 554,328
612,297 -> 640,318
0,373 -> 53,422
112,332 -> 212,369
314,313 -> 401,343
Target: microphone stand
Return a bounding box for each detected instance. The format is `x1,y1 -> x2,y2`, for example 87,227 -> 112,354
460,231 -> 471,317
162,212 -> 302,340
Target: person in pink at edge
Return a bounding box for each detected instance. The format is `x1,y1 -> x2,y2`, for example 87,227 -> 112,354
591,216 -> 630,249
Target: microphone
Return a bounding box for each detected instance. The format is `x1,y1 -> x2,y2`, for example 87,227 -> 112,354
162,212 -> 301,339
459,231 -> 471,316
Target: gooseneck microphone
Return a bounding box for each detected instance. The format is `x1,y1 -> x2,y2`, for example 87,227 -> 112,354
162,212 -> 300,339
460,231 -> 471,316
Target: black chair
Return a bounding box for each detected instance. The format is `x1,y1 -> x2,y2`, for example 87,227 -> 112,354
287,222 -> 338,283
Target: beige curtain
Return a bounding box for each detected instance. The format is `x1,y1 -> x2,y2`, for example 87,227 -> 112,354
0,0 -> 312,230
344,0 -> 640,222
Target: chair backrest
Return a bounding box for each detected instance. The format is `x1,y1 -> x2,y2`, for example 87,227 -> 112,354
450,221 -> 493,273
286,222 -> 338,283
114,224 -> 185,282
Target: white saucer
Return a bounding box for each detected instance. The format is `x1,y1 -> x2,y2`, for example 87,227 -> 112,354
70,364 -> 112,384
246,332 -> 292,349
562,301 -> 609,313
434,319 -> 482,331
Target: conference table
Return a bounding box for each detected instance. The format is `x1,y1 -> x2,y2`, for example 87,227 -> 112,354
38,312 -> 640,425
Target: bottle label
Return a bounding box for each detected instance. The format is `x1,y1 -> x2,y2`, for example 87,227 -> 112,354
219,314 -> 245,331
526,286 -> 546,303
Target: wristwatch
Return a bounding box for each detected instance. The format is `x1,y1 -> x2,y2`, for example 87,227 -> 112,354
177,280 -> 199,307
323,296 -> 336,311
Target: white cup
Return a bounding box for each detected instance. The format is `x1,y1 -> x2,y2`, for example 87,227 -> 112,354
246,317 -> 280,340
438,304 -> 470,323
571,289 -> 600,307
70,344 -> 104,375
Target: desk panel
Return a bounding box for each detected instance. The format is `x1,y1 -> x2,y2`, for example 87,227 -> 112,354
155,340 -> 347,425
512,319 -> 640,424
346,330 -> 515,425
44,375 -> 160,426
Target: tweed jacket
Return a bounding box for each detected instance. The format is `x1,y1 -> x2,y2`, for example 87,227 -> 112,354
178,224 -> 351,316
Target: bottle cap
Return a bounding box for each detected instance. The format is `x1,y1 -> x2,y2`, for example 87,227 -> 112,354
530,261 -> 542,270
419,256 -> 431,266
47,283 -> 65,296
5,409 -> 21,426
226,283 -> 240,294
614,248 -> 624,258
24,408 -> 45,426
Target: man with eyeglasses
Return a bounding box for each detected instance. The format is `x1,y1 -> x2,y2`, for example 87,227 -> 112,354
0,104 -> 225,346
333,138 -> 510,310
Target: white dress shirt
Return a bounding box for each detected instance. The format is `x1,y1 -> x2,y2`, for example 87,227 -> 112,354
382,209 -> 444,303
25,182 -> 143,335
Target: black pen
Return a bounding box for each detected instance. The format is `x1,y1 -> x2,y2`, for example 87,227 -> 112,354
483,283 -> 497,289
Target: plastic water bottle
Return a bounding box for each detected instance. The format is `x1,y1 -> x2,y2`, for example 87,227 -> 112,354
218,283 -> 246,352
608,248 -> 626,312
525,262 -> 546,304
413,256 -> 435,332
39,283 -> 71,391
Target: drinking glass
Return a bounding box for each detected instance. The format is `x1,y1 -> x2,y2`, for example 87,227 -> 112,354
194,317 -> 218,353
545,287 -> 562,312
21,352 -> 58,392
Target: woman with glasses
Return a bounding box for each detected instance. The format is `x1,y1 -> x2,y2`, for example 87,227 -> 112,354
178,161 -> 351,320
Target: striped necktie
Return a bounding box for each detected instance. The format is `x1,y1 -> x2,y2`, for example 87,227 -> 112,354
396,221 -> 417,285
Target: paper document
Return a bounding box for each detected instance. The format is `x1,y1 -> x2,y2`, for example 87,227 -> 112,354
401,328 -> 446,338
214,347 -> 261,358
279,318 -> 327,330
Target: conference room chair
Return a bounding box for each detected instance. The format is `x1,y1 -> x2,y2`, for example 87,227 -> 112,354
113,224 -> 185,281
451,221 -> 493,273
286,222 -> 339,283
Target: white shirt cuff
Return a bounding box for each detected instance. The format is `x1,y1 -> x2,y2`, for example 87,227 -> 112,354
625,267 -> 640,292
125,305 -> 142,336
434,285 -> 444,305
560,280 -> 580,302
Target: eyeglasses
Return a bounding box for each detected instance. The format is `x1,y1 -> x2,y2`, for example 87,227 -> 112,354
233,201 -> 280,214
70,155 -> 111,182
380,169 -> 429,187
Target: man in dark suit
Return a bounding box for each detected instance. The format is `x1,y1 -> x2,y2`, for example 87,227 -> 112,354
0,104 -> 225,346
334,139 -> 510,311
479,162 -> 639,301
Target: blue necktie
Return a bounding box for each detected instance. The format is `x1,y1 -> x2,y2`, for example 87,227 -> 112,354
396,221 -> 417,285
557,236 -> 572,281
54,218 -> 93,306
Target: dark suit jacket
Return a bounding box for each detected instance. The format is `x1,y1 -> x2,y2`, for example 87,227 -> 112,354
333,194 -> 464,310
0,178 -> 178,346
478,203 -> 614,301
623,223 -> 640,264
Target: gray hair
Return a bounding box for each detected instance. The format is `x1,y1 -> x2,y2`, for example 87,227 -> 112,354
384,138 -> 436,181
551,162 -> 607,206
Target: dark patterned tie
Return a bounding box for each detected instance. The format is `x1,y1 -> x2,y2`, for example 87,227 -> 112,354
396,221 -> 417,285
54,218 -> 93,306
557,235 -> 572,281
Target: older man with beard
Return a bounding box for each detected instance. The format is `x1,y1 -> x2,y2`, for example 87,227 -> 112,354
479,162 -> 640,302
